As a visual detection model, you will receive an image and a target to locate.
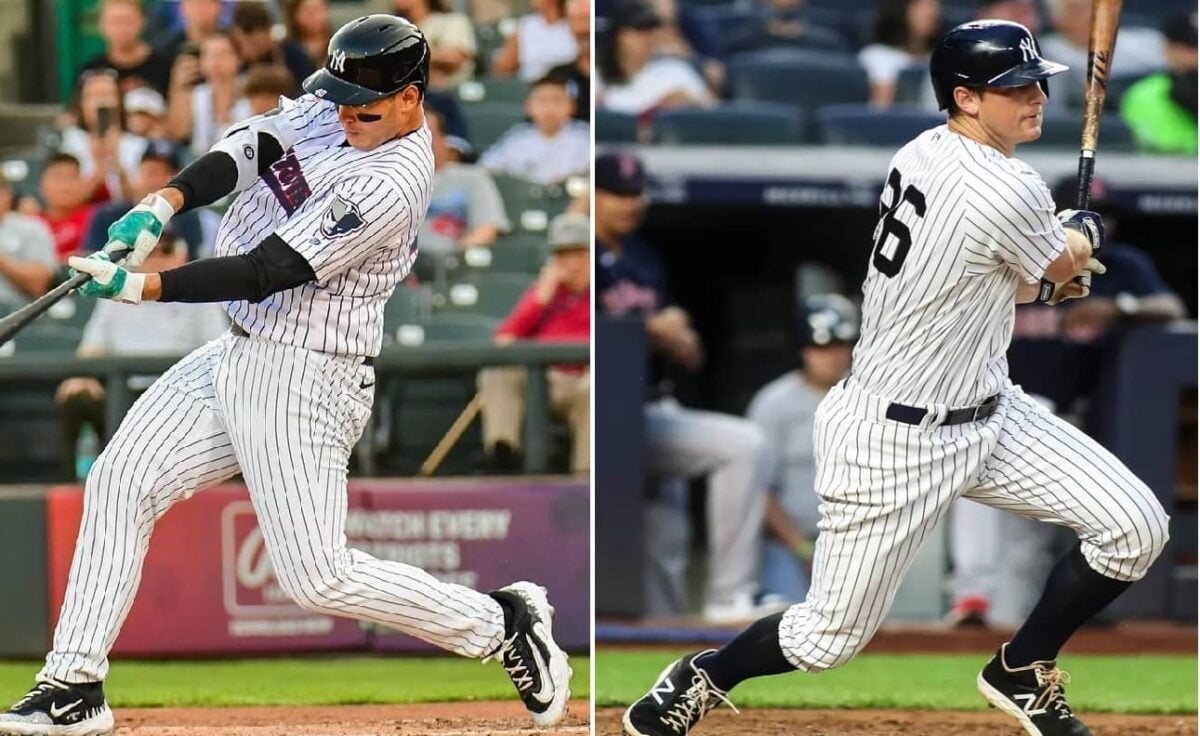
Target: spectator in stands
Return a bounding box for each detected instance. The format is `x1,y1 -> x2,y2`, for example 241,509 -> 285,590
59,69 -> 145,202
122,86 -> 169,142
54,240 -> 228,479
79,0 -> 173,96
0,174 -> 57,306
478,213 -> 591,475
492,0 -> 578,81
82,141 -> 205,262
243,64 -> 297,115
548,0 -> 591,121
596,0 -> 714,117
422,110 -> 510,259
36,154 -> 98,263
1041,0 -> 1165,110
168,31 -> 253,157
392,0 -> 477,89
284,0 -> 333,69
858,0 -> 942,108
1120,13 -> 1197,155
647,0 -> 724,92
480,76 -> 589,185
722,0 -> 841,62
230,1 -> 314,95
971,0 -> 1041,35
595,151 -> 772,623
156,0 -> 225,62
745,294 -> 857,605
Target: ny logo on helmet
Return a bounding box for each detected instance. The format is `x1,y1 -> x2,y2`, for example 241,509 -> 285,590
330,49 -> 347,73
1019,37 -> 1036,62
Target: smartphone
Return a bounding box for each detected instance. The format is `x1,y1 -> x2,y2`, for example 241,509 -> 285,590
96,105 -> 114,133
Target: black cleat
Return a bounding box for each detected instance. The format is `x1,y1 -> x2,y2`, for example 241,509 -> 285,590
0,679 -> 113,735
487,581 -> 571,727
623,650 -> 738,736
977,644 -> 1092,735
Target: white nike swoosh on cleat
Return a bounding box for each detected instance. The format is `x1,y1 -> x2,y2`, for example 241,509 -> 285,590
49,699 -> 82,718
527,629 -> 555,705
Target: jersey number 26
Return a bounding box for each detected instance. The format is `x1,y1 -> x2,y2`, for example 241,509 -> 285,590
872,168 -> 927,278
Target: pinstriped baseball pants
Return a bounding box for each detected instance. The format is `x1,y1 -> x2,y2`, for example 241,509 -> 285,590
41,333 -> 506,683
779,378 -> 1169,672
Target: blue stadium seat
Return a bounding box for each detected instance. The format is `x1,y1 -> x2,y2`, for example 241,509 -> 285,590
654,102 -> 806,145
462,102 -> 526,150
457,77 -> 529,105
817,104 -> 944,146
727,49 -> 868,114
596,108 -> 640,144
718,21 -> 850,57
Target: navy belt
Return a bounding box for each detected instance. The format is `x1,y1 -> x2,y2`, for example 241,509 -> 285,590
230,323 -> 374,366
885,394 -> 999,426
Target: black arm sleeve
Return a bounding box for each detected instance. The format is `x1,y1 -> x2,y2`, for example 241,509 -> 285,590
165,132 -> 285,213
158,234 -> 316,303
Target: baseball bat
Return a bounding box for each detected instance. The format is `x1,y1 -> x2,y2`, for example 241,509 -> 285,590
0,243 -> 131,348
1075,0 -> 1124,209
419,392 -> 484,476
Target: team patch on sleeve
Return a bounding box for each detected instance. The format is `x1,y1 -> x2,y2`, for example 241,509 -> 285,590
321,195 -> 367,238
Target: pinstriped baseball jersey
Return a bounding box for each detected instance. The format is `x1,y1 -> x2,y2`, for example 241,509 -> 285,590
216,94 -> 430,357
852,125 -> 1067,407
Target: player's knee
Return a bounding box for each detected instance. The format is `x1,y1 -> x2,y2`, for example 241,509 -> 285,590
1096,498 -> 1171,578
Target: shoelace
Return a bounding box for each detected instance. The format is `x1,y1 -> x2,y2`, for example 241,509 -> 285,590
1032,666 -> 1073,716
659,673 -> 739,732
484,632 -> 536,694
12,679 -> 68,710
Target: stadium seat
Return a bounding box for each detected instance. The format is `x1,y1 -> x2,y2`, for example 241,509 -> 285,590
462,102 -> 526,150
42,296 -> 96,331
383,284 -> 434,332
719,22 -> 851,57
895,66 -> 932,106
482,235 -> 551,274
727,49 -> 869,115
595,109 -> 640,144
1030,110 -> 1136,151
492,174 -> 573,233
654,102 -> 805,145
443,271 -> 534,319
419,313 -> 502,344
457,77 -> 529,105
817,104 -> 945,146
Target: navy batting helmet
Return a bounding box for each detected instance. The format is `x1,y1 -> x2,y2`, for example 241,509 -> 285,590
797,294 -> 859,348
303,15 -> 430,106
929,20 -> 1068,111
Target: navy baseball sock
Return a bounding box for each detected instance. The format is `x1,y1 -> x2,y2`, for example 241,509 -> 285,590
694,612 -> 795,692
1005,543 -> 1131,668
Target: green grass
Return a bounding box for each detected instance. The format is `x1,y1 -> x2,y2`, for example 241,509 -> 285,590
596,650 -> 1196,714
0,655 -> 590,708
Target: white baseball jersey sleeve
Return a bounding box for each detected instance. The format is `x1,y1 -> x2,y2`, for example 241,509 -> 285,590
851,125 -> 1067,408
213,94 -> 431,357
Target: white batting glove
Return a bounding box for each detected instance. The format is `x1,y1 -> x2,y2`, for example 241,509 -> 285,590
102,193 -> 176,267
68,252 -> 146,303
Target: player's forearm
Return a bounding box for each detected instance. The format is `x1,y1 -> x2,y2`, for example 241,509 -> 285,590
140,235 -> 315,303
1043,229 -> 1093,283
1015,281 -> 1041,304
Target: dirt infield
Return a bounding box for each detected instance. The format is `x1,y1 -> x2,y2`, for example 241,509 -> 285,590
116,701 -> 590,735
597,707 -> 1199,735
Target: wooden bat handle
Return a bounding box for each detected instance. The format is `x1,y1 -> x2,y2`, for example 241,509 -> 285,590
1077,0 -> 1123,209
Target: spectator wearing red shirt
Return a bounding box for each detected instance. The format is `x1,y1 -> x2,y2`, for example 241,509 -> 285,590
478,213 -> 591,474
38,154 -> 98,263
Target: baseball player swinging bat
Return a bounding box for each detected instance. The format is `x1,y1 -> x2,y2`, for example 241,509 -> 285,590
0,243 -> 132,348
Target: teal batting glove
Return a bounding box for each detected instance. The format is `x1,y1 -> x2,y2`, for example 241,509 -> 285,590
68,252 -> 147,303
104,193 -> 175,267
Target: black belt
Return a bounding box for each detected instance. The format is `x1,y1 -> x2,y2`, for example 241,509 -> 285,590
230,323 -> 374,366
885,394 -> 999,426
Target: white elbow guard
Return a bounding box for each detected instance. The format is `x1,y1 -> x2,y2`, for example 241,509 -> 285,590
210,107 -> 297,191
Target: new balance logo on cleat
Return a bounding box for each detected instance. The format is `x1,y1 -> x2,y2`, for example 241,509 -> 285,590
977,644 -> 1092,735
623,651 -> 739,736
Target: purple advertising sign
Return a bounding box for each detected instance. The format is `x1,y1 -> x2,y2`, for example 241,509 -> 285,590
354,479 -> 590,652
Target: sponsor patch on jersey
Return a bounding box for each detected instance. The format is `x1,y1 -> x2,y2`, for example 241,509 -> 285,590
321,195 -> 366,238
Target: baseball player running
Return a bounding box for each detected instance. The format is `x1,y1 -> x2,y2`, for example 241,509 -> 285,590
0,16 -> 569,736
624,20 -> 1169,736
